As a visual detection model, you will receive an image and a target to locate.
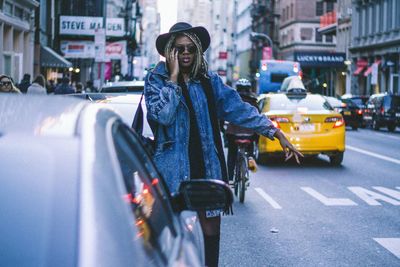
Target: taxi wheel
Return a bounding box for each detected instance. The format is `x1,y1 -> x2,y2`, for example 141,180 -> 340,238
329,152 -> 343,166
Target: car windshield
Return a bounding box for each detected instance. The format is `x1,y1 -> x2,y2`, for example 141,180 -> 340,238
269,94 -> 332,111
349,97 -> 368,107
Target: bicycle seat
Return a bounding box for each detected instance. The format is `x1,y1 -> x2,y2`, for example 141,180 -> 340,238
234,139 -> 252,145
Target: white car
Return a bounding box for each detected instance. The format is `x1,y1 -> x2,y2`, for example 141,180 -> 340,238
0,94 -> 232,267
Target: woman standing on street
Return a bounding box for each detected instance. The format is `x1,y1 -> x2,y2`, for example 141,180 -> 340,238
144,22 -> 303,267
27,75 -> 47,95
0,75 -> 21,94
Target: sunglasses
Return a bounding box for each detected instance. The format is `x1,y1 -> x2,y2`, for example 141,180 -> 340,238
174,45 -> 196,54
0,81 -> 12,86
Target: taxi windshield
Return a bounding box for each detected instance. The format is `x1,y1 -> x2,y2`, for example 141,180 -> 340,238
269,94 -> 332,111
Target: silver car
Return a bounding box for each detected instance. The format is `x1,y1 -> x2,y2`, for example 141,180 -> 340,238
0,94 -> 232,267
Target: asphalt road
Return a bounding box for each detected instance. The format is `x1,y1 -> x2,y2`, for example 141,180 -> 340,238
220,127 -> 400,267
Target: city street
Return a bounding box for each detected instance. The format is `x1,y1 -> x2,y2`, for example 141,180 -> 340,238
220,128 -> 400,267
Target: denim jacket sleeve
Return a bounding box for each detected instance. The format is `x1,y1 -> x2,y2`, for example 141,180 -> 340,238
144,71 -> 182,126
210,72 -> 277,140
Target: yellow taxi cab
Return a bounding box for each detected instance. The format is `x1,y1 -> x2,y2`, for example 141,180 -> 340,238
258,79 -> 345,165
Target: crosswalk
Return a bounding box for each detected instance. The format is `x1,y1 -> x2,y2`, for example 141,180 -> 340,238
374,238 -> 400,259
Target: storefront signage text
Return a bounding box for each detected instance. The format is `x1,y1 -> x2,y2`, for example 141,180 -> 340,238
60,16 -> 125,37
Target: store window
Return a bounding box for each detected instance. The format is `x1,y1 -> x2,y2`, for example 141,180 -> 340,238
316,2 -> 323,16
315,28 -> 323,42
326,2 -> 334,12
300,28 -> 313,41
4,1 -> 12,15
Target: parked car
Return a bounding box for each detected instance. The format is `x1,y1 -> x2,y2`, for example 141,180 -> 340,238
324,96 -> 362,130
258,83 -> 345,165
363,93 -> 400,132
341,95 -> 369,127
100,80 -> 145,93
0,94 -> 232,267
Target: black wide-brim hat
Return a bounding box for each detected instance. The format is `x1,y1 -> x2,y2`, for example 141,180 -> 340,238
156,22 -> 210,56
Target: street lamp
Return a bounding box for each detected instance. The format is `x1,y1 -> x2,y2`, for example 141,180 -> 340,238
250,32 -> 274,58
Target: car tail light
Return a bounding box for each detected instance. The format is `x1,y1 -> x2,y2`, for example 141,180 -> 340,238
325,116 -> 344,128
270,117 -> 289,128
380,107 -> 385,114
357,109 -> 362,115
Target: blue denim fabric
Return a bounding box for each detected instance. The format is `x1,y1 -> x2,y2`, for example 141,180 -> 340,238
144,61 -> 277,193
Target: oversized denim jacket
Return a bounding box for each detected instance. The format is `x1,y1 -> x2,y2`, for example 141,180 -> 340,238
144,61 -> 277,193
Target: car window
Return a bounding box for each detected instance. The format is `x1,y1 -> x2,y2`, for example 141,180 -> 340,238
384,95 -> 400,109
268,94 -> 332,111
111,122 -> 177,264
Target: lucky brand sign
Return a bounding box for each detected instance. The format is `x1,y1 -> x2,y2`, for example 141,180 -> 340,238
60,16 -> 125,37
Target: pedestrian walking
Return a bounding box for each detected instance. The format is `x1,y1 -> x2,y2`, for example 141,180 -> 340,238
54,76 -> 75,95
0,75 -> 21,94
27,75 -> 47,95
144,22 -> 303,267
17,73 -> 31,93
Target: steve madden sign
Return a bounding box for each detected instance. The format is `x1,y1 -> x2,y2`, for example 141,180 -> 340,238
294,52 -> 346,67
60,16 -> 125,37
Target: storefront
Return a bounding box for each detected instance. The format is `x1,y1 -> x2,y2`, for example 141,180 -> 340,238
59,15 -> 127,84
294,51 -> 346,96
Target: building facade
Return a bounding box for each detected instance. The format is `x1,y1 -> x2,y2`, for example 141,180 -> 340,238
141,0 -> 160,73
350,0 -> 400,95
0,0 -> 39,83
276,0 -> 345,95
235,0 -> 253,81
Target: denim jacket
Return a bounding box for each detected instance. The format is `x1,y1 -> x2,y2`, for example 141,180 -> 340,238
144,61 -> 277,193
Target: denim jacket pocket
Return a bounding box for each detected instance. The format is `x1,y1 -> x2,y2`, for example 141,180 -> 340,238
154,140 -> 175,156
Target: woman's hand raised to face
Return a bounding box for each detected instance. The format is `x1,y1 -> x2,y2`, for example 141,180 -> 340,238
168,48 -> 179,83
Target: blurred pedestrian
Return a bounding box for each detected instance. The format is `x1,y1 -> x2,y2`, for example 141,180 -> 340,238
144,22 -> 303,267
54,76 -> 75,95
17,73 -> 31,93
27,75 -> 47,95
85,80 -> 96,92
47,79 -> 56,94
0,74 -> 21,94
76,82 -> 83,93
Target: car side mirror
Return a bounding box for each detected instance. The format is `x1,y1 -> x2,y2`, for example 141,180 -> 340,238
171,179 -> 233,212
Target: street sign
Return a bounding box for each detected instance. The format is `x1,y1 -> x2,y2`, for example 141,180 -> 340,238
219,51 -> 228,59
94,29 -> 106,62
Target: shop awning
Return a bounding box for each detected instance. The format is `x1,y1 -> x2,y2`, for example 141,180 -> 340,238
363,60 -> 381,77
353,66 -> 365,76
40,46 -> 72,68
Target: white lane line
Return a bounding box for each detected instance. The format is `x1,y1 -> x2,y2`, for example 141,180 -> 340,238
374,238 -> 400,259
301,187 -> 357,206
254,187 -> 282,209
368,131 -> 400,141
346,145 -> 400,165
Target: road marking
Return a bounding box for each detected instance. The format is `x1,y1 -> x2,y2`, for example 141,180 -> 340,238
348,187 -> 400,206
369,131 -> 400,141
301,187 -> 357,206
254,188 -> 282,209
374,238 -> 400,259
373,187 -> 400,200
346,145 -> 400,165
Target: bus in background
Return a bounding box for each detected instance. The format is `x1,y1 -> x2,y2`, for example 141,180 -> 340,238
257,60 -> 302,94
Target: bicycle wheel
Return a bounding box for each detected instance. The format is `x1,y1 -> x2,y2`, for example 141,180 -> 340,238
238,154 -> 248,203
234,160 -> 240,196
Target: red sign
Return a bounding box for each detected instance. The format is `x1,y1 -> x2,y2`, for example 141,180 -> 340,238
356,58 -> 368,68
219,51 -> 228,59
262,47 -> 272,60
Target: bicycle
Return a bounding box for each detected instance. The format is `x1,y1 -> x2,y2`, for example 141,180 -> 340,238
233,138 -> 255,203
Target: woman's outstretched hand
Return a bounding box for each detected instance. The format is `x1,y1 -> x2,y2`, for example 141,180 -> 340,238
274,129 -> 304,164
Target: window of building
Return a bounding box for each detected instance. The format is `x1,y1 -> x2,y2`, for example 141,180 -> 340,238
387,0 -> 393,30
286,6 -> 289,20
282,8 -> 286,21
325,34 -> 333,43
4,1 -> 12,15
326,2 -> 334,12
397,0 -> 400,28
315,28 -> 323,42
300,28 -> 313,41
15,6 -> 23,19
379,1 -> 384,32
0,0 -> 3,10
290,3 -> 294,18
316,2 -> 323,16
365,5 -> 369,35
